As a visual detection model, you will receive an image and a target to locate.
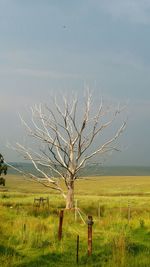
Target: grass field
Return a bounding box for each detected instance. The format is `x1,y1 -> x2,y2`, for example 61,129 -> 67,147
0,174 -> 150,267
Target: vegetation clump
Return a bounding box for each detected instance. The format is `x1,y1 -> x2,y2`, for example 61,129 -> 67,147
0,154 -> 7,186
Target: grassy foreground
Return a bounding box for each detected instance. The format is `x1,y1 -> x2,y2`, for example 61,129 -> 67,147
0,175 -> 150,267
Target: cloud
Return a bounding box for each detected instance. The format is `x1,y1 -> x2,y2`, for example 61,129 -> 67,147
95,0 -> 150,24
15,68 -> 79,79
0,67 -> 80,80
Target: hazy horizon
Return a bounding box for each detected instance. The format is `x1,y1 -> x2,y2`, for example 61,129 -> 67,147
7,162 -> 150,176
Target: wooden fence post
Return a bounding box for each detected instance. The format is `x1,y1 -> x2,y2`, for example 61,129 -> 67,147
87,215 -> 94,256
58,210 -> 64,240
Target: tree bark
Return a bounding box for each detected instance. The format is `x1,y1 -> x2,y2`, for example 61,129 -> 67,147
65,182 -> 74,209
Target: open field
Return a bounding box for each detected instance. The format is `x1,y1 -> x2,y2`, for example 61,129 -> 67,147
0,175 -> 150,266
2,174 -> 150,195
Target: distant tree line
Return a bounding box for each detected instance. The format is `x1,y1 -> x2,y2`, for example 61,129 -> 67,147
0,153 -> 7,176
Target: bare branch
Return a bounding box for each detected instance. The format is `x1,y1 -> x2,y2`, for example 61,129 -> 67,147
10,92 -> 127,208
5,161 -> 66,198
76,121 -> 126,172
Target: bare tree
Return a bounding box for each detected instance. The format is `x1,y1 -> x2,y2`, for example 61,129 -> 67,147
8,92 -> 126,209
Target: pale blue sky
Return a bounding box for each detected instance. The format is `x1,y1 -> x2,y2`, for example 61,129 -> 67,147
0,0 -> 150,165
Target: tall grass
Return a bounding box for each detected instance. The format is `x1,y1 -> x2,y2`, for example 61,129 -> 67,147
1,175 -> 150,266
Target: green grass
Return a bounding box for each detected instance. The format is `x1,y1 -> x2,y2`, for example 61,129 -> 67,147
0,174 -> 150,266
2,174 -> 150,195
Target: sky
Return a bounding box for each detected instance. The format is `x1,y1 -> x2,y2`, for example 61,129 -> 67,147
0,0 -> 150,166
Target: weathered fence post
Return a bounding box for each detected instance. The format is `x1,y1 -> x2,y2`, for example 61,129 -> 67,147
58,210 -> 64,240
76,235 -> 79,264
87,215 -> 94,256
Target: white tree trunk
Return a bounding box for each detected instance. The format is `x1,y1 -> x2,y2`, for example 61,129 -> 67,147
65,182 -> 74,209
